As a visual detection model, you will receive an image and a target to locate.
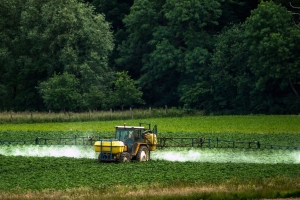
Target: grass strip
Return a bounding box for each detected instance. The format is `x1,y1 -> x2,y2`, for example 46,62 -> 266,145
1,178 -> 300,200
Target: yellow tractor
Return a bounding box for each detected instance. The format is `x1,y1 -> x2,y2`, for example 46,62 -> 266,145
94,123 -> 157,162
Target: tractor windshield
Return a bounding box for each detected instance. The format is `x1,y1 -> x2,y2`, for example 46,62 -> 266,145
115,128 -> 134,142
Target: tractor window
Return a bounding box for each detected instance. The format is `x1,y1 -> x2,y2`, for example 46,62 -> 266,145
133,129 -> 145,142
115,129 -> 134,142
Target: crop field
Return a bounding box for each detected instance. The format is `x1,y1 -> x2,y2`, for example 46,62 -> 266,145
1,115 -> 299,133
0,115 -> 300,199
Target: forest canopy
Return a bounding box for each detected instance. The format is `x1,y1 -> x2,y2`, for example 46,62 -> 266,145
0,0 -> 299,114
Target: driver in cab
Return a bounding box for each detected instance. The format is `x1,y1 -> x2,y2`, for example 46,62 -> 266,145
125,131 -> 134,148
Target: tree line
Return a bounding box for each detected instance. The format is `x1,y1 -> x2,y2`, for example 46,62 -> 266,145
0,0 -> 299,114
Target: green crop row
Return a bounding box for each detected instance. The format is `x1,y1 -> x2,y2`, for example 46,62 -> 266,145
0,115 -> 299,133
1,155 -> 299,192
1,115 -> 300,148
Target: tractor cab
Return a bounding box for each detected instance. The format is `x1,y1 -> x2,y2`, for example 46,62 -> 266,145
115,126 -> 145,150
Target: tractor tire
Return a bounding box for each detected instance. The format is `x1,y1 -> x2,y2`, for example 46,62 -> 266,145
119,152 -> 131,163
136,146 -> 149,162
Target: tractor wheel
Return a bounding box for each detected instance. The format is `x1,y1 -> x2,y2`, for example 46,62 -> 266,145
119,152 -> 131,163
136,146 -> 149,162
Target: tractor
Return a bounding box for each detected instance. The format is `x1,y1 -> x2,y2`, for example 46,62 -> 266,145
94,123 -> 157,162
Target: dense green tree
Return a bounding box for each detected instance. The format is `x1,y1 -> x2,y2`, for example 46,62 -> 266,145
86,0 -> 133,72
160,0 -> 222,107
118,0 -> 259,108
0,84 -> 6,110
243,1 -> 300,113
37,73 -> 82,112
2,0 -> 299,114
120,0 -> 222,106
264,0 -> 300,31
87,0 -> 133,30
208,24 -> 253,113
116,0 -> 164,80
82,86 -> 106,111
109,71 -> 144,110
0,0 -> 113,111
0,0 -> 26,110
